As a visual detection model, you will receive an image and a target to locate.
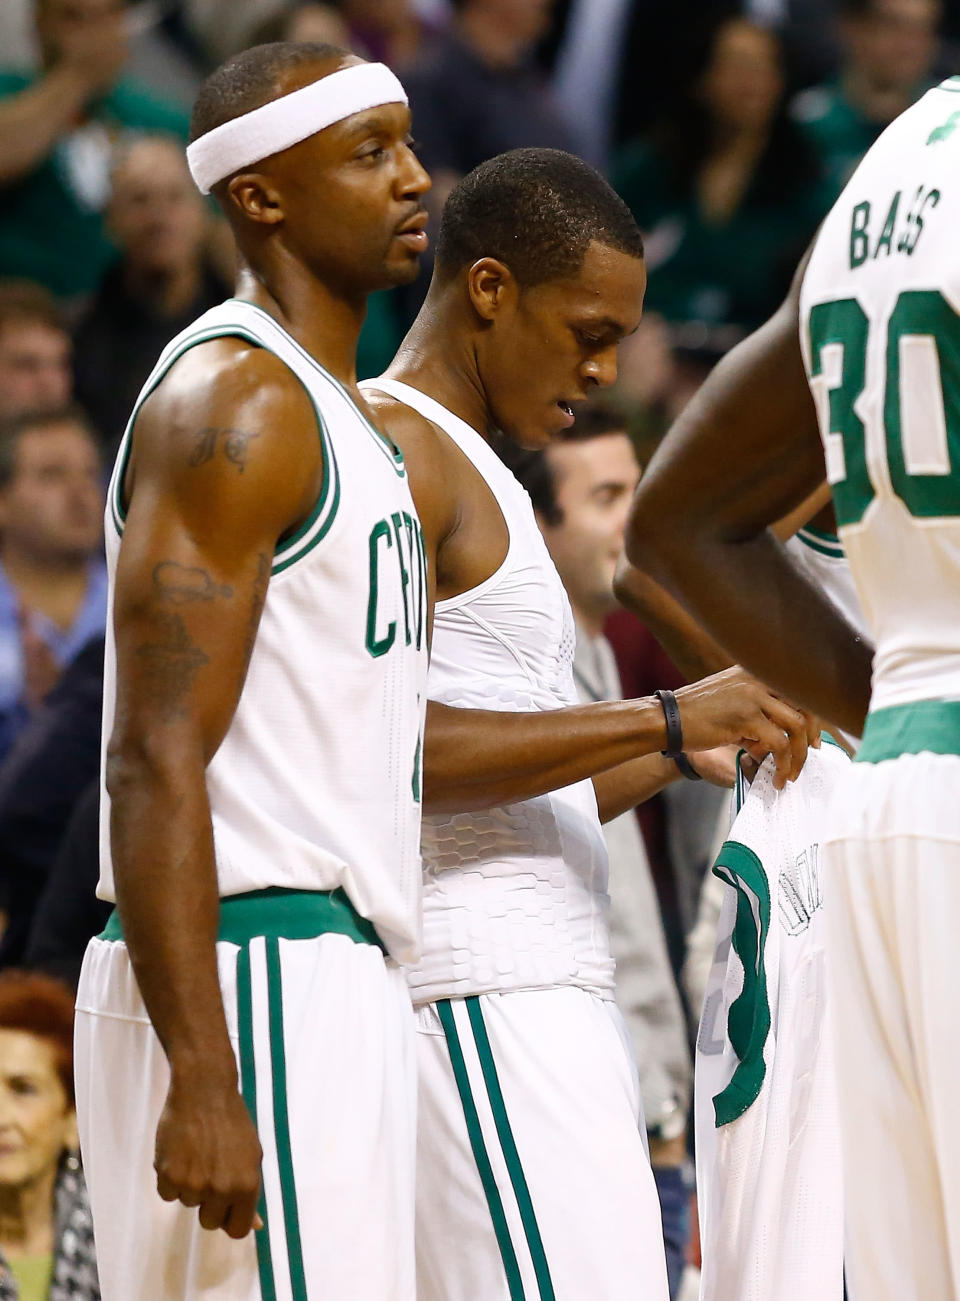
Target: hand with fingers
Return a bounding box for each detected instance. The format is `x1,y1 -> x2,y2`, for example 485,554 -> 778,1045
670,666 -> 820,790
154,1075 -> 264,1239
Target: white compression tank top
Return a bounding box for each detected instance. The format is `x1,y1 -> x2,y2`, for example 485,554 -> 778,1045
361,378 -> 615,1005
100,301 -> 428,962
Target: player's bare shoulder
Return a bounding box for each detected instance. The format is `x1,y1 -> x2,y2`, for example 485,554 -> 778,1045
124,337 -> 323,538
362,387 -> 460,545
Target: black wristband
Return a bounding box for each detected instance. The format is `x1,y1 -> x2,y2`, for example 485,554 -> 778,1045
655,688 -> 684,758
672,752 -> 703,782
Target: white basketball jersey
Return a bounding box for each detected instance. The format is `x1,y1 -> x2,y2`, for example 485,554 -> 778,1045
695,741 -> 849,1301
800,78 -> 960,711
100,301 -> 428,962
360,378 -> 614,1006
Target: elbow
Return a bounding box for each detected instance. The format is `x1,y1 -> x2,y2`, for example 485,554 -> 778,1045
105,727 -> 195,805
624,490 -> 672,575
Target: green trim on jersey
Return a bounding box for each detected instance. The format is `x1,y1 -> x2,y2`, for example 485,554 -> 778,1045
228,299 -> 407,476
436,999 -> 526,1300
938,76 -> 960,93
237,946 -> 277,1301
711,841 -> 772,1127
99,886 -> 385,950
796,523 -> 844,561
858,699 -> 960,762
108,324 -> 342,578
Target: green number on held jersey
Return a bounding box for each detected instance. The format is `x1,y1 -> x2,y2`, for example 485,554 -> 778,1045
808,288 -> 960,525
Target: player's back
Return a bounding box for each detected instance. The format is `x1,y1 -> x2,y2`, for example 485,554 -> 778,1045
801,79 -> 960,713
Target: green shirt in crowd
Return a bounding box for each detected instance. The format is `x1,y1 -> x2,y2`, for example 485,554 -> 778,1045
791,79 -> 935,203
611,141 -> 832,336
0,70 -> 188,300
9,1253 -> 54,1301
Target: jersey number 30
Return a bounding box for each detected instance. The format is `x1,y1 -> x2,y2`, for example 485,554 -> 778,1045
808,289 -> 960,526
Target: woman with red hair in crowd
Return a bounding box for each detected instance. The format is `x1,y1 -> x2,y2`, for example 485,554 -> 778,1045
0,971 -> 98,1300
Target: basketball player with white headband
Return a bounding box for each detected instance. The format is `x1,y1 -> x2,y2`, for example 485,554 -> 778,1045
73,42 -> 430,1300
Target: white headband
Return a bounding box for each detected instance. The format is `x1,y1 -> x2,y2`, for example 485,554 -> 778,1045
186,62 -> 408,195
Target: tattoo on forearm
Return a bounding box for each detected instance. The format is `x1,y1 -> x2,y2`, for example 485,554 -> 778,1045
189,426 -> 261,473
134,612 -> 210,720
153,561 -> 233,604
239,552 -> 270,682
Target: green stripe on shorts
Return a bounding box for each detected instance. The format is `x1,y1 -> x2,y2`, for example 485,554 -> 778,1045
465,998 -> 556,1301
236,945 -> 276,1301
266,937 -> 307,1299
436,999 -> 526,1301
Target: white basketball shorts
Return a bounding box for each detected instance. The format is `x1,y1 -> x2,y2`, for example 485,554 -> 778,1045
75,890 -> 417,1301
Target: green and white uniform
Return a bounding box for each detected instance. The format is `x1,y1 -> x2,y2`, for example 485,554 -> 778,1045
800,79 -> 960,1300
75,300 -> 428,1300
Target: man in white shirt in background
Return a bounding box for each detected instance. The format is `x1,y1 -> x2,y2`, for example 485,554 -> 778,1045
494,403 -> 699,1299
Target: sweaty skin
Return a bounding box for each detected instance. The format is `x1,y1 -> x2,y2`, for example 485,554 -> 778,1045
107,52 -> 430,1239
625,260 -> 873,738
365,243 -> 818,818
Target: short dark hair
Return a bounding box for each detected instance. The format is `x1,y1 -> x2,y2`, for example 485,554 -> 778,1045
435,148 -> 644,288
0,405 -> 98,491
491,403 -> 630,526
0,280 -> 65,342
189,42 -> 350,145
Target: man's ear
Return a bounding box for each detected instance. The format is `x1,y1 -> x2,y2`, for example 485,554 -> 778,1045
225,172 -> 285,226
466,258 -> 518,322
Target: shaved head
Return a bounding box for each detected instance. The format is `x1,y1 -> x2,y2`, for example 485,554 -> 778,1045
189,41 -> 351,144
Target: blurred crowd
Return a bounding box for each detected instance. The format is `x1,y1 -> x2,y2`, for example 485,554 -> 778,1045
0,0 -> 953,1296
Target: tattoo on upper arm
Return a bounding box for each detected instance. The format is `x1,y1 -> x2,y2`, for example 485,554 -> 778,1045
239,553 -> 270,682
189,426 -> 261,473
134,612 -> 210,721
153,561 -> 233,604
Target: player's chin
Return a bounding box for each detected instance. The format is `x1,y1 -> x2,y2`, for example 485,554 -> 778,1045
379,248 -> 425,287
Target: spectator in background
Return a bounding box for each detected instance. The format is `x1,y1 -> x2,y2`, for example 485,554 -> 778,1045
792,0 -> 942,198
339,0 -> 442,68
0,408 -> 105,766
72,135 -> 226,457
0,285 -> 71,423
404,0 -> 572,214
0,637 -> 105,973
0,0 -> 189,302
0,970 -> 99,1299
612,16 -> 829,343
496,409 -> 697,1299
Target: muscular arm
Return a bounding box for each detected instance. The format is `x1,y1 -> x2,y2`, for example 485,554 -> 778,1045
626,269 -> 873,738
422,665 -> 813,814
612,483 -> 836,683
107,342 -> 320,1236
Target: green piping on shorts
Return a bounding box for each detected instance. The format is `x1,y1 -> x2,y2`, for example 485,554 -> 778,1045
436,999 -> 526,1301
857,699 -> 960,763
236,945 -> 277,1300
99,886 -> 385,950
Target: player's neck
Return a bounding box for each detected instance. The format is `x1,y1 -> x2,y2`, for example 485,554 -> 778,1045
0,1165 -> 58,1259
1,542 -> 90,629
387,302 -> 495,441
232,265 -> 366,387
